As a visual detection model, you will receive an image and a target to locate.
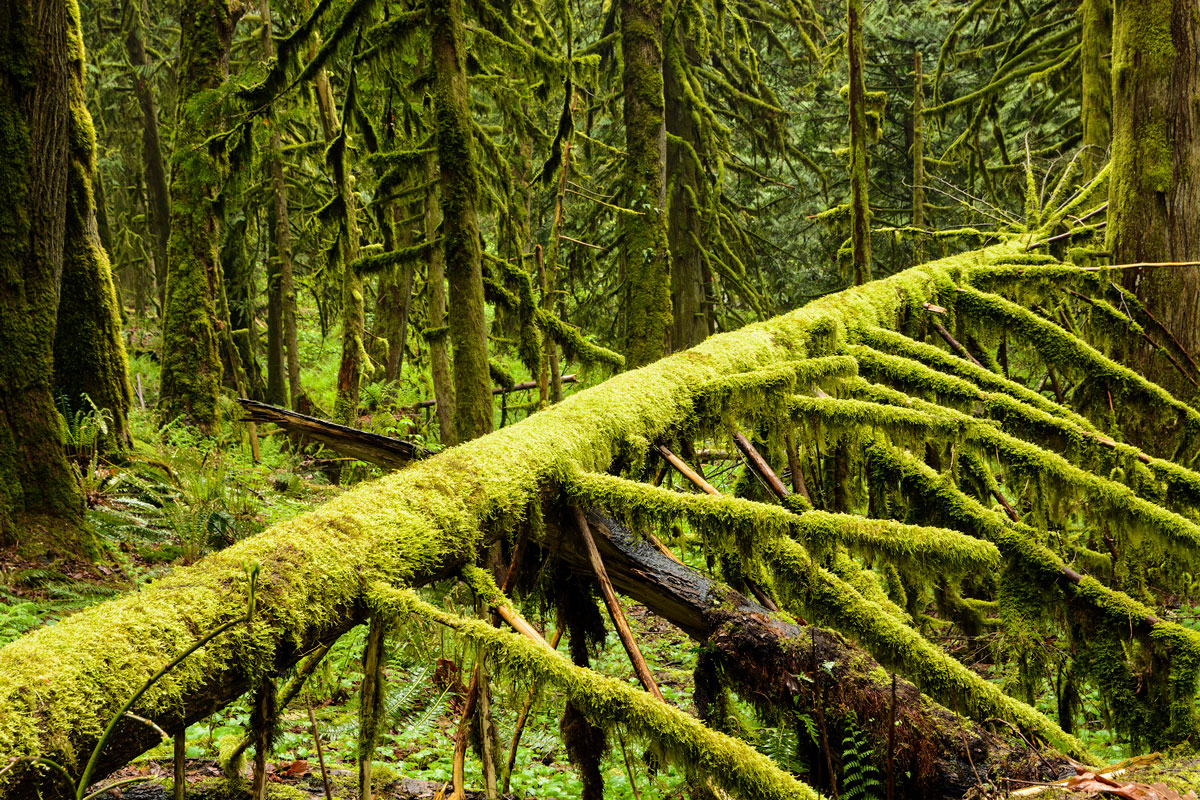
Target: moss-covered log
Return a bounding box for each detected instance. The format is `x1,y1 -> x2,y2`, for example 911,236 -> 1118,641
548,510 -> 1070,797
5,238 -> 1200,795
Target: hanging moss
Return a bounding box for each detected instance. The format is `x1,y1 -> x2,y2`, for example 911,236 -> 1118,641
762,536 -> 1089,759
369,584 -> 823,800
563,470 -> 998,576
865,442 -> 1200,746
954,286 -> 1200,461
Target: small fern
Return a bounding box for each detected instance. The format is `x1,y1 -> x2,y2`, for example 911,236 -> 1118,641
756,723 -> 806,774
840,715 -> 883,800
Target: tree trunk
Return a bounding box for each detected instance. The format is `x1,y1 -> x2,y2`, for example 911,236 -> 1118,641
262,0 -> 289,408
425,158 -> 457,445
1109,0 -> 1200,401
53,32 -> 134,451
158,0 -> 238,432
912,51 -> 925,234
124,0 -> 171,313
620,0 -> 672,367
372,204 -> 415,384
1081,0 -> 1112,181
333,135 -> 365,426
665,32 -> 708,352
0,0 -> 87,547
431,0 -> 492,443
847,0 -> 871,285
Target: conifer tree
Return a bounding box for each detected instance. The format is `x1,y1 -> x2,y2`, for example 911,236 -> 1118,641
157,0 -> 240,431
431,0 -> 492,441
54,1 -> 134,451
1108,0 -> 1200,399
0,0 -> 85,546
620,0 -> 673,366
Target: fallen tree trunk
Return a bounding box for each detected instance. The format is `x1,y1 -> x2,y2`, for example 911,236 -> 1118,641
0,239 -> 1157,796
552,510 -> 1071,798
237,399 -> 430,469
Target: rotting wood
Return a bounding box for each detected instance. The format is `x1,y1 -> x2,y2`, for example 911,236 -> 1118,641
237,399 -> 430,469
549,510 -> 1072,798
570,504 -> 665,701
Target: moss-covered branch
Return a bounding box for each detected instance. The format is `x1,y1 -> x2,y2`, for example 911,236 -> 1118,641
369,584 -> 823,800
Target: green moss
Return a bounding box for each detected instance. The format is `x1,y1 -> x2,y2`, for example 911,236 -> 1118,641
564,470 -> 998,576
763,535 -> 1089,759
9,232 -> 1200,785
371,584 -> 822,800
158,0 -> 237,431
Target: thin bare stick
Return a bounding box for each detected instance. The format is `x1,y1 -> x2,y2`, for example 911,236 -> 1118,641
173,732 -> 186,800
1082,260 -> 1200,270
657,445 -> 719,495
306,696 -> 334,800
501,627 -> 563,793
931,321 -> 986,369
615,727 -> 643,800
571,504 -> 664,701
991,488 -> 1021,522
732,432 -> 789,501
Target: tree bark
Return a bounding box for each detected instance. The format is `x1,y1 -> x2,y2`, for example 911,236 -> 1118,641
333,135 -> 365,426
425,156 -> 457,445
158,0 -> 238,432
665,31 -> 708,352
1109,0 -> 1200,402
53,19 -> 134,451
262,0 -> 290,408
0,0 -> 87,546
124,0 -> 171,313
1080,0 -> 1112,181
620,0 -> 673,367
847,0 -> 871,285
431,0 -> 492,442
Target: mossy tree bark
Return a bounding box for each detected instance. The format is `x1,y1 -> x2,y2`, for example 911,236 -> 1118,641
332,110 -> 365,427
665,31 -> 709,352
261,0 -> 291,408
0,0 -> 87,546
1080,0 -> 1112,181
847,0 -> 871,285
123,0 -> 171,313
371,203 -> 416,384
430,0 -> 492,443
425,159 -> 457,446
157,0 -> 239,432
620,0 -> 672,367
53,7 -> 134,451
1109,0 -> 1200,400
911,51 -> 925,235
